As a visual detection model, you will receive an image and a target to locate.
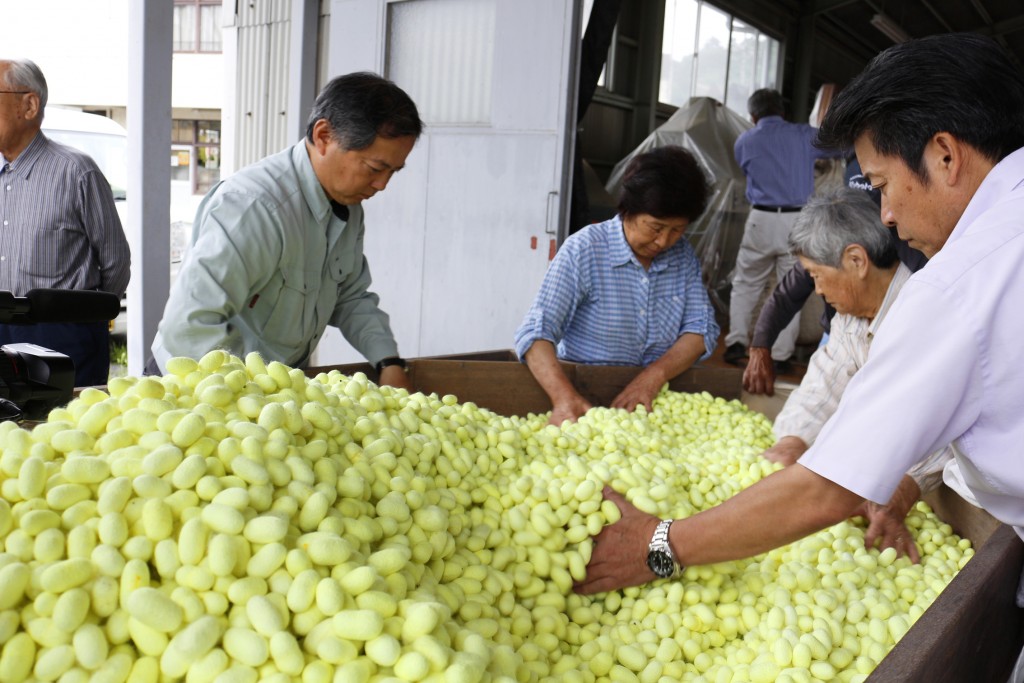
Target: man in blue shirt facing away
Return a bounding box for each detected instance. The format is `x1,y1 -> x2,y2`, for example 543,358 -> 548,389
724,88 -> 841,369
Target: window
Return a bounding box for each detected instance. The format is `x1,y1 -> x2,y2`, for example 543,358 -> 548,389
660,0 -> 699,106
580,0 -> 610,88
173,0 -> 222,53
725,20 -> 780,113
171,119 -> 221,195
386,0 -> 496,125
660,0 -> 779,117
692,3 -> 730,101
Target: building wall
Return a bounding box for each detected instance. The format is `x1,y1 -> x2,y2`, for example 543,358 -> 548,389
3,0 -> 222,114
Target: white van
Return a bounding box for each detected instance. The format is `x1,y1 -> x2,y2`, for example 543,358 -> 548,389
40,108 -> 195,341
41,107 -> 131,338
41,107 -> 129,203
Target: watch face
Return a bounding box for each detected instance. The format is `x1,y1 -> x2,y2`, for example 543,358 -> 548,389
647,550 -> 675,578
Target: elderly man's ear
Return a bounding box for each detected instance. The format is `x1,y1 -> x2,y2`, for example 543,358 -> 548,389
21,92 -> 41,122
841,244 -> 870,278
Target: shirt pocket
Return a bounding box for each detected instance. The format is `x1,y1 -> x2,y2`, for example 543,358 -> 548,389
21,227 -> 72,278
253,267 -> 316,350
652,293 -> 688,345
325,243 -> 355,286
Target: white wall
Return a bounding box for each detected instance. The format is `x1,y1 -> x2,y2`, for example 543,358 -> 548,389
172,54 -> 225,110
311,0 -> 578,366
3,0 -> 129,106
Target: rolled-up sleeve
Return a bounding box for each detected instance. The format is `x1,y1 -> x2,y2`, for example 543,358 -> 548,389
514,243 -> 585,360
907,446 -> 953,496
676,251 -> 720,360
773,317 -> 858,444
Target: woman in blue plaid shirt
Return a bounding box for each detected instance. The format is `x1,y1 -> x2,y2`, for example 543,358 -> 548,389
514,146 -> 720,426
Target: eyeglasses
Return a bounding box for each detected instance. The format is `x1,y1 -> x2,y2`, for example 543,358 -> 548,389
0,91 -> 30,95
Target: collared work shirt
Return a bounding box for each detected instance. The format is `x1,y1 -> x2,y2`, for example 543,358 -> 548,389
801,147 -> 1024,540
773,264 -> 948,493
152,141 -> 399,371
514,215 -> 719,366
733,116 -> 840,207
0,132 -> 129,296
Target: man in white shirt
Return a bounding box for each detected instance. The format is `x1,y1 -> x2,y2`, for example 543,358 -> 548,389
578,33 -> 1024,596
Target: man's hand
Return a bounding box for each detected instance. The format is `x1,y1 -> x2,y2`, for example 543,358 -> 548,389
574,486 -> 661,595
742,346 -> 776,395
549,394 -> 593,427
761,436 -> 808,466
610,370 -> 665,412
378,365 -> 413,391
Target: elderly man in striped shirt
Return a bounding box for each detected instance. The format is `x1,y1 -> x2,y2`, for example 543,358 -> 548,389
514,146 -> 720,426
0,59 -> 129,386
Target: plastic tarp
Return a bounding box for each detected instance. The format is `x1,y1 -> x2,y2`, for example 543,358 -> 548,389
604,97 -> 751,315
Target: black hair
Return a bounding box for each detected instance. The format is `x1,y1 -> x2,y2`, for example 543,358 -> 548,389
617,146 -> 710,222
818,33 -> 1024,182
747,89 -> 785,119
305,72 -> 423,150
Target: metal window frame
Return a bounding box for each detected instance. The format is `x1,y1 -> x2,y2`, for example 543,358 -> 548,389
172,0 -> 223,54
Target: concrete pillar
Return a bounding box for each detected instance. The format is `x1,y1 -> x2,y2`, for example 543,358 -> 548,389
126,0 -> 173,375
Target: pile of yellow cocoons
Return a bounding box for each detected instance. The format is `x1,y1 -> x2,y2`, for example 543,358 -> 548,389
0,350 -> 972,683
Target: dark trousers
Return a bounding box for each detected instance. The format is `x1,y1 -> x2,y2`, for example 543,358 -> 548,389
0,321 -> 111,387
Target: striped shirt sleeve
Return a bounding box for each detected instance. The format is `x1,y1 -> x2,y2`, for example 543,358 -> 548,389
514,237 -> 585,360
773,313 -> 862,445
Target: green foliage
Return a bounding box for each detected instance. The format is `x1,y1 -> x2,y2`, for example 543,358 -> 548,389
110,341 -> 128,367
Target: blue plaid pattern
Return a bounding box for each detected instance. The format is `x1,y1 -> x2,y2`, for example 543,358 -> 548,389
515,216 -> 719,366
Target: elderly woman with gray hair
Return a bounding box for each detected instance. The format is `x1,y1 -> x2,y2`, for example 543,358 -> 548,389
760,186 -> 951,561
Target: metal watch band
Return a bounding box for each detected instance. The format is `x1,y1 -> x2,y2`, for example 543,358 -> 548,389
648,519 -> 679,572
649,519 -> 674,551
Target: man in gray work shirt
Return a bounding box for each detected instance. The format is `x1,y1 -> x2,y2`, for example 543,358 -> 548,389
0,58 -> 130,386
152,72 -> 421,388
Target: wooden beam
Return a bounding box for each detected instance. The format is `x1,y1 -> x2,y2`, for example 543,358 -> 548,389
803,0 -> 861,17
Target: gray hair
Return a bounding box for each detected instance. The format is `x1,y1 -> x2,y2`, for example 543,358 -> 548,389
0,59 -> 48,113
789,186 -> 898,268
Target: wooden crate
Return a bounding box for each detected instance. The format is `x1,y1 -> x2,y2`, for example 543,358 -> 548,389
308,352 -> 1024,680
308,350 -> 743,415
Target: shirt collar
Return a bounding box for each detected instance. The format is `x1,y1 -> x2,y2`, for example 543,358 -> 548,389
945,145 -> 1024,250
330,201 -> 350,221
868,263 -> 913,337
3,131 -> 47,177
292,139 -> 335,225
609,214 -> 676,271
609,215 -> 637,267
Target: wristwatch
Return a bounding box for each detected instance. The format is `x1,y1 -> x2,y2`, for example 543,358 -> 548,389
647,519 -> 681,578
375,357 -> 407,373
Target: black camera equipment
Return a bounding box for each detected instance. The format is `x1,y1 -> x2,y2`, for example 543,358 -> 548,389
0,289 -> 121,421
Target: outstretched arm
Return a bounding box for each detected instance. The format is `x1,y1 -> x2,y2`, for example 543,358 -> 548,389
524,340 -> 593,426
576,465 -> 863,595
610,333 -> 706,412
